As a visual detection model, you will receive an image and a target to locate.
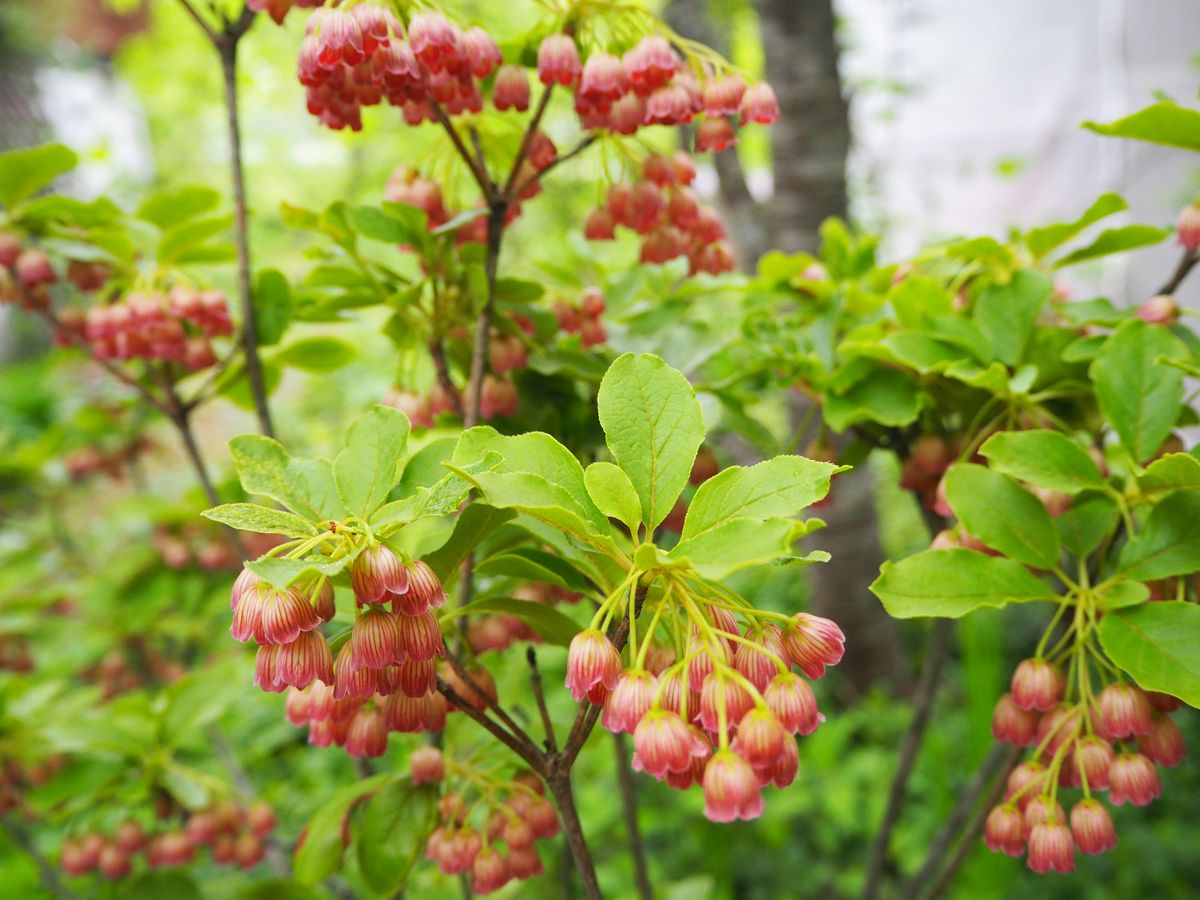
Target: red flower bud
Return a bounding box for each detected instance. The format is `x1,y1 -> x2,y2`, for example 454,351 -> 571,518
991,692 -> 1039,746
565,629 -> 621,701
1097,683 -> 1155,739
1010,659 -> 1064,712
1070,799 -> 1117,855
983,804 -> 1026,857
537,34 -> 580,87
492,65 -> 530,112
1139,714 -> 1187,767
410,746 -> 445,784
739,82 -> 780,125
1177,202 -> 1200,251
1108,751 -> 1162,806
702,750 -> 763,822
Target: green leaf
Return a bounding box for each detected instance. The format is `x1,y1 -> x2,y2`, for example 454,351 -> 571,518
274,336 -> 358,372
1090,319 -> 1186,462
0,143 -> 76,208
1098,602 -> 1200,706
972,270 -> 1051,366
1118,489 -> 1200,580
160,660 -> 241,743
156,214 -> 232,263
1096,579 -> 1150,611
944,464 -> 1060,568
246,555 -> 352,590
444,597 -> 581,646
1054,224 -> 1168,267
254,269 -> 293,346
229,435 -> 343,521
424,504 -> 516,582
451,428 -> 616,555
979,430 -> 1104,493
585,462 -> 642,532
348,203 -> 427,245
333,406 -> 410,519
202,503 -> 317,537
355,781 -> 436,894
136,185 -> 220,229
475,548 -> 587,591
1055,494 -> 1118,558
887,276 -> 953,328
824,367 -> 921,432
597,353 -> 705,531
669,517 -> 818,580
1025,193 -> 1128,259
1138,452 -> 1200,496
870,548 -> 1055,618
294,774 -> 394,884
1083,101 -> 1200,152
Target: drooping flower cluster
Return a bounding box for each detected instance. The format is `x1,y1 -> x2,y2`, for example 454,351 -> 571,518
286,8 -> 777,145
153,524 -> 281,572
417,751 -> 559,895
63,435 -> 154,483
59,799 -> 275,880
985,656 -> 1186,872
53,285 -> 233,371
566,582 -> 843,823
232,545 -> 451,758
584,154 -> 736,276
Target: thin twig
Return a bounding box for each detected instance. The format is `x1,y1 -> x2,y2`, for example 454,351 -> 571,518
925,745 -> 1022,900
509,135 -> 598,202
429,339 -> 464,417
462,205 -> 506,426
527,647 -> 558,753
1,818 -> 80,900
612,733 -> 653,900
33,307 -> 168,414
429,104 -> 493,198
435,677 -> 543,770
1157,248 -> 1198,296
861,617 -> 955,900
901,743 -> 1019,899
502,85 -> 554,198
444,653 -> 540,757
175,0 -> 216,41
214,18 -> 274,438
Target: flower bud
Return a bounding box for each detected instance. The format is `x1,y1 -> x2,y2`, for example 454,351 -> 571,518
350,608 -> 403,672
1136,293 -> 1179,326
1070,799 -> 1117,855
1010,659 -> 1064,712
781,613 -> 845,679
1139,714 -> 1187,767
351,544 -> 408,606
983,804 -> 1025,857
601,670 -> 656,734
991,692 -> 1039,746
1028,815 -> 1075,874
410,746 -> 445,785
508,844 -> 543,879
734,708 -> 789,768
565,629 -> 622,701
702,750 -> 763,822
492,65 -> 530,112
764,672 -> 821,736
695,117 -> 737,153
395,609 -> 445,661
345,706 -> 388,757
1097,683 -> 1155,739
1109,751 -> 1162,806
1005,761 -> 1047,810
739,82 -> 780,125
537,34 -> 580,86
1177,202 -> 1200,252
1072,735 -> 1115,790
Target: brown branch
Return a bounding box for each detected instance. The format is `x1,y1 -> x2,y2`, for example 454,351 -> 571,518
925,745 -> 1022,900
1,818 -> 80,900
429,339 -> 464,417
435,676 -> 543,770
502,84 -> 554,199
612,733 -> 653,900
901,743 -> 1020,900
1157,247 -> 1198,296
543,771 -> 603,900
175,0 -> 216,41
462,205 -> 506,427
862,617 -> 955,900
429,103 -> 493,199
443,652 -> 540,758
214,22 -> 274,438
508,135 -> 598,203
527,647 -> 558,753
182,341 -> 244,410
34,307 -> 168,414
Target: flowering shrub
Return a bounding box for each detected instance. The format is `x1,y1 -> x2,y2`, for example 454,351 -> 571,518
0,2 -> 1198,897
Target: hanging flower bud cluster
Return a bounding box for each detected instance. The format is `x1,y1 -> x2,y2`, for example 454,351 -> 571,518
63,435 -> 154,483
59,799 -> 275,880
285,7 -> 778,146
417,750 -> 559,895
985,648 -> 1187,873
566,574 -> 844,823
53,285 -> 233,371
0,233 -> 56,308
231,543 -> 452,758
154,524 -> 281,572
554,286 -> 608,349
584,154 -> 736,276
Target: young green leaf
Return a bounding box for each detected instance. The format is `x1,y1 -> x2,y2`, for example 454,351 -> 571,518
597,353 -> 705,530
442,597 -> 581,647
823,367 -> 921,431
334,405 -> 410,519
972,269 -> 1051,366
202,503 -> 317,537
1095,579 -> 1150,611
253,268 -> 293,346
584,461 -> 643,532
230,435 -> 341,521
423,504 -> 516,582
1091,319 -> 1186,462
1024,192 -> 1128,259
979,430 -> 1104,493
1054,495 -> 1118,559
1083,101 -> 1200,153
474,548 -> 588,591
273,336 -> 358,372
1098,602 -> 1200,707
944,464 -> 1061,569
1118,490 -> 1200,581
870,548 -> 1055,618
1054,224 -> 1168,267
293,774 -> 394,884
355,780 -> 436,894
1138,452 -> 1200,496
0,143 -> 77,208
669,517 -> 820,580
246,555 -> 352,590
